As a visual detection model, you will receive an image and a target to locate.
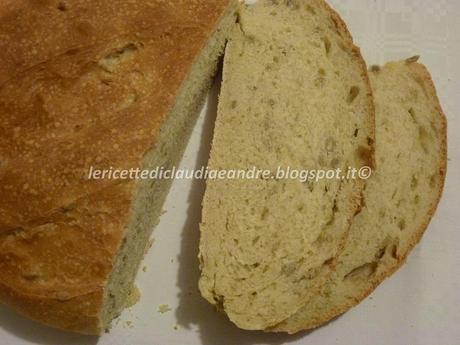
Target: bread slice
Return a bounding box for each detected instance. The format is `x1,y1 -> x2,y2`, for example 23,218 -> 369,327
198,0 -> 375,330
272,58 -> 447,333
0,0 -> 236,334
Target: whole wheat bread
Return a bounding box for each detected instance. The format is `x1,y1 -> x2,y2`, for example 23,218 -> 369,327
0,0 -> 236,334
199,0 -> 375,330
272,58 -> 447,333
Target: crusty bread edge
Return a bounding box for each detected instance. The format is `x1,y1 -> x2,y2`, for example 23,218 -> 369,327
316,0 -> 377,261
310,0 -> 377,266
319,0 -> 376,168
280,60 -> 448,334
0,1 -> 237,335
263,0 -> 376,331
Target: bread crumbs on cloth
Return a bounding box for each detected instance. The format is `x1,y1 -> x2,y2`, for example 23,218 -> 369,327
158,304 -> 172,314
123,320 -> 134,329
125,285 -> 141,308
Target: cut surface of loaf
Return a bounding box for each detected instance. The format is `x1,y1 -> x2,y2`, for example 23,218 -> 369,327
199,0 -> 374,330
272,59 -> 447,333
0,0 -> 236,335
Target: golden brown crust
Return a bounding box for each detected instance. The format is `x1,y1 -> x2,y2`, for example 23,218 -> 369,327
0,182 -> 134,334
282,60 -> 447,333
0,0 -> 230,86
0,0 -> 233,334
0,0 -> 232,231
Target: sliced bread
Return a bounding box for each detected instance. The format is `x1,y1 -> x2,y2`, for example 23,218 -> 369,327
0,0 -> 236,334
272,58 -> 447,333
199,0 -> 375,330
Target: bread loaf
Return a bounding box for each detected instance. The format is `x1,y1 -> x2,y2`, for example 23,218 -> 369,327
272,58 -> 447,333
0,0 -> 236,334
199,0 -> 375,330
